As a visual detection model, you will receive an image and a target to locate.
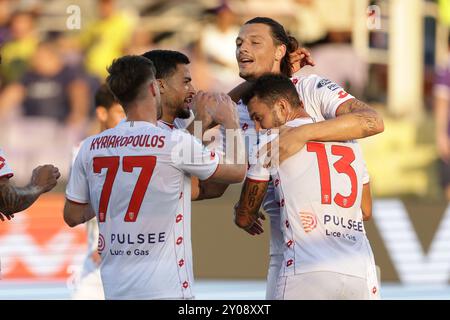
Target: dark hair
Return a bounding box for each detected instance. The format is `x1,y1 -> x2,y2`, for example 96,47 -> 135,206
141,50 -> 190,79
95,83 -> 118,109
242,73 -> 301,108
244,17 -> 299,77
106,55 -> 156,108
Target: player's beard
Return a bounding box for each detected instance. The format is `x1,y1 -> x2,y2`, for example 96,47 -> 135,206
271,109 -> 285,128
175,105 -> 191,119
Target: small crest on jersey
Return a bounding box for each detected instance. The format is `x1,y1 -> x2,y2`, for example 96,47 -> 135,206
300,212 -> 317,233
0,156 -> 5,170
317,78 -> 331,89
338,90 -> 349,99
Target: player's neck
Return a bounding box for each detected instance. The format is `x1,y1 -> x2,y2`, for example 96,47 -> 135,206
126,104 -> 157,125
286,108 -> 310,122
160,113 -> 175,125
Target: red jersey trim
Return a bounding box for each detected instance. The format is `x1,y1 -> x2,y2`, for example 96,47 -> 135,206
0,173 -> 13,179
66,198 -> 89,205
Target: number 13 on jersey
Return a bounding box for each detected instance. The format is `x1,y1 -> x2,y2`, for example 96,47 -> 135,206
306,142 -> 357,208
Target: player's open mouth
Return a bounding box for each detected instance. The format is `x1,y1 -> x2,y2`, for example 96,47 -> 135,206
184,97 -> 193,109
238,56 -> 254,68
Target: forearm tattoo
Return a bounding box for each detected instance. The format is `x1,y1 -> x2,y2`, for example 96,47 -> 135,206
339,99 -> 383,136
0,182 -> 40,216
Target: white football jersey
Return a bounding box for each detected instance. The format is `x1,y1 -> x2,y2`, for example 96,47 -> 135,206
0,149 -> 13,179
247,118 -> 376,279
237,74 -> 357,256
72,143 -> 101,271
66,120 -> 219,300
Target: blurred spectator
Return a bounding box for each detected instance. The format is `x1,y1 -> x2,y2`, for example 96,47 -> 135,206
439,0 -> 450,27
78,0 -> 136,81
0,0 -> 13,44
0,10 -> 38,84
199,1 -> 241,92
0,39 -> 90,130
301,31 -> 368,98
126,26 -> 154,56
434,32 -> 450,200
291,0 -> 327,44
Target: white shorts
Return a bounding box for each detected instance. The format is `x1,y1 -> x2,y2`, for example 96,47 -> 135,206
71,268 -> 105,300
275,271 -> 380,300
266,254 -> 283,300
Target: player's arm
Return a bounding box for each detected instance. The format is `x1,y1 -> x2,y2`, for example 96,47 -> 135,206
63,200 -> 95,227
191,176 -> 229,201
275,98 -> 384,163
234,178 -> 269,231
0,165 -> 60,219
361,183 -> 372,221
64,142 -> 93,227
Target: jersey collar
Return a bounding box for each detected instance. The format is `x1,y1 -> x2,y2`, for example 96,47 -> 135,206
116,120 -> 157,128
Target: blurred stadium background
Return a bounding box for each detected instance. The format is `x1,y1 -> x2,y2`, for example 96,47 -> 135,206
1,0 -> 450,299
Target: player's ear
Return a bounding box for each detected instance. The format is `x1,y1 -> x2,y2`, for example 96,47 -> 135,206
278,99 -> 289,116
95,106 -> 108,123
156,79 -> 165,94
275,44 -> 287,62
149,81 -> 159,97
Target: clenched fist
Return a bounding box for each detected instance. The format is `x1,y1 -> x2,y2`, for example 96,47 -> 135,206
30,165 -> 61,194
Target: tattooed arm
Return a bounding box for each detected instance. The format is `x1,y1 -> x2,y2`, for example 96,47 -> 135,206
234,178 -> 269,233
275,98 -> 384,163
0,165 -> 60,219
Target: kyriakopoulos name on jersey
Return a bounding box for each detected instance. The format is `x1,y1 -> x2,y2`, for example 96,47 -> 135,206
323,214 -> 363,232
110,232 -> 166,245
89,134 -> 166,151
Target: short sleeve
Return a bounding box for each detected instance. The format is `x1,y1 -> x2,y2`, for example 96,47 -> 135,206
0,149 -> 14,179
65,141 -> 90,204
170,131 -> 219,181
298,75 -> 355,119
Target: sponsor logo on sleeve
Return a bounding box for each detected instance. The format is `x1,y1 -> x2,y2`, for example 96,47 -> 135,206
317,79 -> 332,89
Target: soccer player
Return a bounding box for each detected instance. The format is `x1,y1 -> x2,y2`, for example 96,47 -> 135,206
235,74 -> 379,299
63,55 -> 246,299
141,50 -> 195,131
70,84 -> 125,300
0,154 -> 60,221
212,16 -> 383,299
